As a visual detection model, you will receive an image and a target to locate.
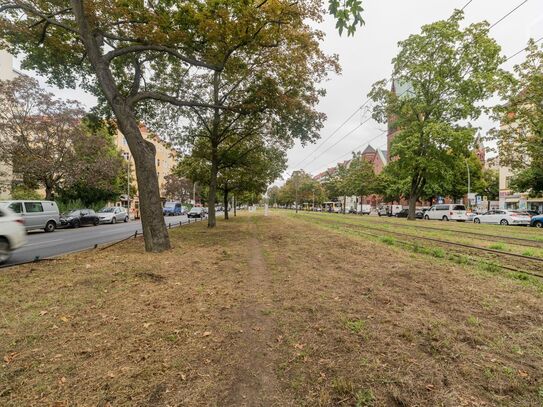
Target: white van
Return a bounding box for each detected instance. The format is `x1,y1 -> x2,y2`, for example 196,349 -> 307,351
424,204 -> 467,222
0,200 -> 60,232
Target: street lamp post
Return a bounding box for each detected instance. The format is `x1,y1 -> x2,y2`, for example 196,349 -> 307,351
466,161 -> 471,210
126,153 -> 131,215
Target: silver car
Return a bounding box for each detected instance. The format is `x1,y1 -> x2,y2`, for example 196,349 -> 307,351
473,210 -> 531,226
98,207 -> 129,224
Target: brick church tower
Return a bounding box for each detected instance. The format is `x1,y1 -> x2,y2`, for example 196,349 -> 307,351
386,79 -> 413,161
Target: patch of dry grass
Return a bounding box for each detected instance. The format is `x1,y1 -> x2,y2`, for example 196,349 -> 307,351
1,212 -> 542,406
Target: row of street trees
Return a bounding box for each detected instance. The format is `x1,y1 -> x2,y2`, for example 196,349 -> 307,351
277,151 -> 498,212
0,0 -> 356,252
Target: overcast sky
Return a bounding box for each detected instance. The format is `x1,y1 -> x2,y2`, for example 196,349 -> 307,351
16,0 -> 543,184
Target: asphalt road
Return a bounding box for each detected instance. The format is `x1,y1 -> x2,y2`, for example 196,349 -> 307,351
3,214 -> 198,267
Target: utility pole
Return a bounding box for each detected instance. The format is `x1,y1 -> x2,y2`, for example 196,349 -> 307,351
312,189 -> 315,212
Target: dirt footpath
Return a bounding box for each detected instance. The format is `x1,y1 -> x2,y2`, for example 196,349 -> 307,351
0,212 -> 542,406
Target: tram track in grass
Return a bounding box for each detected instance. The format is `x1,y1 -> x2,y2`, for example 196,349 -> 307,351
295,213 -> 543,280
315,212 -> 543,248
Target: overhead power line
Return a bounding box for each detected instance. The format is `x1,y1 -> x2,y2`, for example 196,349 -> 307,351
309,129 -> 388,175
289,102 -> 370,169
504,35 -> 543,63
460,0 -> 474,11
301,116 -> 373,170
489,0 -> 528,29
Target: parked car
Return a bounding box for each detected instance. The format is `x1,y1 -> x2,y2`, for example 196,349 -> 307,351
526,210 -> 540,218
473,210 -> 531,226
60,209 -> 100,228
163,201 -> 185,216
187,207 -> 206,219
415,208 -> 429,219
466,211 -> 479,222
424,204 -> 467,222
0,206 -> 27,264
530,214 -> 543,228
395,208 -> 409,218
0,200 -> 60,232
98,207 -> 129,224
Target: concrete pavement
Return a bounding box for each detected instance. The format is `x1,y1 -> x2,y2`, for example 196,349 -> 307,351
3,215 -> 195,267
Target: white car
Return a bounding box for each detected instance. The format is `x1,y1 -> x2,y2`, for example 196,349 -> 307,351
424,204 -> 467,221
98,207 -> 129,224
0,206 -> 27,264
473,210 -> 531,226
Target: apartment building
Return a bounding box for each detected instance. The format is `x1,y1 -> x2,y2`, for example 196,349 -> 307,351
114,125 -> 178,218
0,50 -> 22,199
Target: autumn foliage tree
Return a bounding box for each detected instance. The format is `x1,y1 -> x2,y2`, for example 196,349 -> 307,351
0,76 -> 123,201
142,0 -> 339,228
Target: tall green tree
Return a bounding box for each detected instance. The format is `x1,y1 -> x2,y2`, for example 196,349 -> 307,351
369,11 -> 505,219
344,154 -> 377,207
492,39 -> 543,196
279,170 -> 325,210
322,162 -> 351,213
445,152 -> 484,202
475,168 -> 499,210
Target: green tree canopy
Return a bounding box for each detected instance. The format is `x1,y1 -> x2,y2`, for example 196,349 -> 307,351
369,11 -> 506,219
492,40 -> 543,196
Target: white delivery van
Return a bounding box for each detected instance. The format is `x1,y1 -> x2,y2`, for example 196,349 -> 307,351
0,200 -> 61,232
424,204 -> 467,222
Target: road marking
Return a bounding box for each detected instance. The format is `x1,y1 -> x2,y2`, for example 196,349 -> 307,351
25,239 -> 62,247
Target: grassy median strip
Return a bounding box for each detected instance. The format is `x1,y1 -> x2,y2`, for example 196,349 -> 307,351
1,211 -> 542,406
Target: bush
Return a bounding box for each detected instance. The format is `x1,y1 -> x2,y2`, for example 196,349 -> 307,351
57,199 -> 107,214
10,185 -> 42,200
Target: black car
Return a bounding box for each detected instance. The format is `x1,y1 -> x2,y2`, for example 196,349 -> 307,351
415,208 -> 429,219
527,210 -> 540,217
187,207 -> 206,219
395,208 -> 409,218
60,209 -> 100,228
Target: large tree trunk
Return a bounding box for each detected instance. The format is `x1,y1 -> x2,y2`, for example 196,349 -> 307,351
234,195 -> 237,216
44,183 -> 53,201
224,187 -> 229,220
407,194 -> 418,220
343,195 -> 346,214
71,0 -> 170,252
